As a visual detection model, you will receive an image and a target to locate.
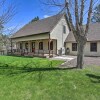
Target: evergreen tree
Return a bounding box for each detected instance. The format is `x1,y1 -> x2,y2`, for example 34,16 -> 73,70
30,16 -> 39,23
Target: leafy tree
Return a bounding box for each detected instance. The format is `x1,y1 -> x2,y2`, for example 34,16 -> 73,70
92,4 -> 100,23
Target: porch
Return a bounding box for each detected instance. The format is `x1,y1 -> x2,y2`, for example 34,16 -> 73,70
10,39 -> 57,58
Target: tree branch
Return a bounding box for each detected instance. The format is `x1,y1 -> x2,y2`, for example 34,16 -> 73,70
80,0 -> 85,25
85,0 -> 93,34
75,0 -> 80,27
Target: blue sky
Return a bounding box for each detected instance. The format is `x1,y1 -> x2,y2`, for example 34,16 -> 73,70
5,0 -> 100,34
5,0 -> 60,33
6,0 -> 52,31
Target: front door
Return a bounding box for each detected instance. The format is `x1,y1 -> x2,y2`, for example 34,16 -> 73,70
32,42 -> 35,52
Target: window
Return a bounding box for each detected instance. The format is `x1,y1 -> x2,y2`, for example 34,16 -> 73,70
20,43 -> 22,49
32,42 -> 35,52
72,43 -> 77,51
90,43 -> 97,52
63,25 -> 66,33
25,43 -> 28,50
48,41 -> 53,50
39,42 -> 43,50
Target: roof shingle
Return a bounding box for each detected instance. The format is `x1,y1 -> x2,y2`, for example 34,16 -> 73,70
66,23 -> 100,42
12,14 -> 64,38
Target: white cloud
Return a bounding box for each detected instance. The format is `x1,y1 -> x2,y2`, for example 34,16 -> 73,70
44,15 -> 50,18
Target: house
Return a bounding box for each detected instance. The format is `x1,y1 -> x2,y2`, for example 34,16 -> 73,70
11,13 -> 100,57
65,23 -> 100,57
11,14 -> 70,57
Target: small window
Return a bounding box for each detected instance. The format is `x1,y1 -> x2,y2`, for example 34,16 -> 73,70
48,41 -> 53,50
72,43 -> 77,51
90,43 -> 97,52
39,42 -> 43,50
63,25 -> 66,33
25,43 -> 28,50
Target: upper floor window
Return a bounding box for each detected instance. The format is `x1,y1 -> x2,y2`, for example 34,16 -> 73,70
90,43 -> 97,52
39,42 -> 43,50
72,43 -> 77,51
63,25 -> 66,34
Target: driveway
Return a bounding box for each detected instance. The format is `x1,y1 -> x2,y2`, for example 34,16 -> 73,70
50,55 -> 100,68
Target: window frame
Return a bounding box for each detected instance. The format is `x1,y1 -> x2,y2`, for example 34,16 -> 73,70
72,43 -> 77,51
39,42 -> 43,50
20,43 -> 23,50
63,25 -> 66,34
90,42 -> 97,52
25,43 -> 28,50
48,41 -> 53,50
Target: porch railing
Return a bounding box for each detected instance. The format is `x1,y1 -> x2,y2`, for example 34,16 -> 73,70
7,49 -> 54,57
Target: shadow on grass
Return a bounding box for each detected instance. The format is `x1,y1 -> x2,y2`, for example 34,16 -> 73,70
86,74 -> 100,83
0,64 -> 76,76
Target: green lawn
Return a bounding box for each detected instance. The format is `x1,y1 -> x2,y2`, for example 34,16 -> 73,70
0,56 -> 100,100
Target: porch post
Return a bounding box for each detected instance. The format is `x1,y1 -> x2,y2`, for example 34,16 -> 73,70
49,34 -> 50,58
28,41 -> 31,52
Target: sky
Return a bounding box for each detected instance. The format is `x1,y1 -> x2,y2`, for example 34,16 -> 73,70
4,0 -> 100,34
5,0 -> 53,32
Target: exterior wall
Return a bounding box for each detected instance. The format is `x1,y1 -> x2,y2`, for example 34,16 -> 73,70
66,42 -> 100,56
12,33 -> 49,42
66,42 -> 77,55
16,39 -> 57,54
84,42 -> 100,56
50,16 -> 69,54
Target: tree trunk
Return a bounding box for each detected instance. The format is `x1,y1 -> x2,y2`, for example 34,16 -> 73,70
77,42 -> 85,69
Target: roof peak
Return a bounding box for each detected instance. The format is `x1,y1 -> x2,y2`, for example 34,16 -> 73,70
11,13 -> 65,38
31,13 -> 64,23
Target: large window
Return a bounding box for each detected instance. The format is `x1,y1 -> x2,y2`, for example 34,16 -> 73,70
48,41 -> 53,50
72,43 -> 77,51
39,42 -> 43,50
90,43 -> 97,52
63,25 -> 66,34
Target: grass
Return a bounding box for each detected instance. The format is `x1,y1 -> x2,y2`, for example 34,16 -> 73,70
0,56 -> 100,100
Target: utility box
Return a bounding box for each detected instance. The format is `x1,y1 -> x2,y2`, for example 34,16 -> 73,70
62,47 -> 65,55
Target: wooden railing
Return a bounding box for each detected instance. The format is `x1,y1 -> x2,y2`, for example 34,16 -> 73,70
7,49 -> 54,57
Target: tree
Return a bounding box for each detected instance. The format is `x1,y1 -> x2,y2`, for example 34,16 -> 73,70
0,34 -> 10,50
41,0 -> 99,69
30,16 -> 39,23
0,0 -> 16,54
0,0 -> 16,51
92,4 -> 100,23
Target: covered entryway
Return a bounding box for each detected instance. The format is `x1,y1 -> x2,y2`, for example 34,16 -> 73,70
10,39 -> 57,57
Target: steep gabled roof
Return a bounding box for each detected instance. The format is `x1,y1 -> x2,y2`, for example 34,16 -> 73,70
11,14 -> 64,38
65,23 -> 100,42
